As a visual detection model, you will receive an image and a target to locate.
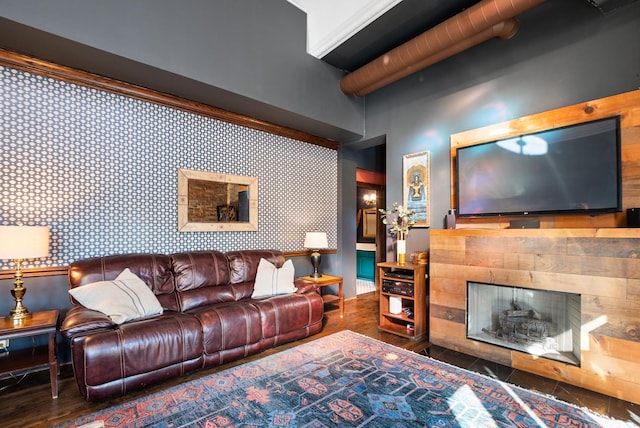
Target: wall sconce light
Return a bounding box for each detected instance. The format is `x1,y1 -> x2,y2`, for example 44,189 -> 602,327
0,226 -> 50,322
303,232 -> 328,278
363,192 -> 377,206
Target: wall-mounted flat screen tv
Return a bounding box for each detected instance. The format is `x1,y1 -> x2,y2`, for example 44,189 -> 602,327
456,116 -> 621,217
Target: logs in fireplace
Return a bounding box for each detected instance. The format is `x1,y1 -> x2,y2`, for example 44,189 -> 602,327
467,282 -> 580,366
481,299 -> 557,351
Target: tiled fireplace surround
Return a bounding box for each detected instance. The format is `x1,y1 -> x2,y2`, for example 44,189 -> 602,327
430,228 -> 640,405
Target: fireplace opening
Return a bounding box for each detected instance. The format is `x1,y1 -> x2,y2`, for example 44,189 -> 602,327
467,282 -> 581,366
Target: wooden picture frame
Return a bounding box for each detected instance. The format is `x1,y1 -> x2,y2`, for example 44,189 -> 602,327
177,168 -> 258,232
403,151 -> 430,227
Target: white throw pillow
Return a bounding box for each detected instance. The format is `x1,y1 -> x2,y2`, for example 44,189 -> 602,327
69,268 -> 163,324
251,258 -> 297,298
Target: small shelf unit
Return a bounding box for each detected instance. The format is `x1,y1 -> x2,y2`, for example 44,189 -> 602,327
377,261 -> 428,340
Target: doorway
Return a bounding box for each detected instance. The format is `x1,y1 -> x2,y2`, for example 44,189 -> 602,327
356,182 -> 384,295
352,143 -> 386,296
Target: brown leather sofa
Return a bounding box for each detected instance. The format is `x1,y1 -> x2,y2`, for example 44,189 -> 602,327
60,249 -> 324,401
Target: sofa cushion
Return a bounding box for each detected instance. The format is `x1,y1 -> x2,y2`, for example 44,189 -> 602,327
252,292 -> 324,342
60,305 -> 115,338
68,253 -> 178,311
252,258 -> 296,298
68,268 -> 163,324
79,313 -> 204,389
190,301 -> 263,356
172,251 -> 230,291
171,251 -> 235,311
226,250 -> 285,284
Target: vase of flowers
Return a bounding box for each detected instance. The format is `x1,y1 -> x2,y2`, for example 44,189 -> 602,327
379,202 -> 416,265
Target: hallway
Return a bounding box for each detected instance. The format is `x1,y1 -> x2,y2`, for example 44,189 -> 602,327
356,277 -> 376,295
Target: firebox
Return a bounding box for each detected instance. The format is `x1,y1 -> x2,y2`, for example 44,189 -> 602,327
467,282 -> 581,366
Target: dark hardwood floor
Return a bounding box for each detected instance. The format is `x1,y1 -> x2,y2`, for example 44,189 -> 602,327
1,292 -> 638,427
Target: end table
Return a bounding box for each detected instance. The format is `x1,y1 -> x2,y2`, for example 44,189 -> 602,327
0,310 -> 59,398
297,275 -> 344,317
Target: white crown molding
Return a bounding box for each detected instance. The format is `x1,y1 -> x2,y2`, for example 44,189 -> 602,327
286,0 -> 308,12
288,0 -> 402,59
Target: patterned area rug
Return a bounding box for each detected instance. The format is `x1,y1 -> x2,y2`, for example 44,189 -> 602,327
60,330 -> 630,427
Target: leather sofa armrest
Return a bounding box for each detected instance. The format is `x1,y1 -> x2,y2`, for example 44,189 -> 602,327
60,304 -> 115,338
294,278 -> 318,294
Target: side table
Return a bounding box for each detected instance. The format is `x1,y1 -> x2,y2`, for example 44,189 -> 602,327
297,275 -> 344,317
0,310 -> 59,398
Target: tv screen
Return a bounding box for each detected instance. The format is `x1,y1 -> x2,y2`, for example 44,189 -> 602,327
456,116 -> 621,217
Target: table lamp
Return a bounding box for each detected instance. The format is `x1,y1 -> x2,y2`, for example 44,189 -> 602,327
0,226 -> 50,322
303,232 -> 328,278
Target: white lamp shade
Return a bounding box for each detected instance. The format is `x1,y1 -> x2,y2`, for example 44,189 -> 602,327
303,232 -> 328,249
0,226 -> 50,260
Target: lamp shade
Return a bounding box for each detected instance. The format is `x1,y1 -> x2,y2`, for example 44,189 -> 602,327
0,226 -> 50,260
303,232 -> 328,249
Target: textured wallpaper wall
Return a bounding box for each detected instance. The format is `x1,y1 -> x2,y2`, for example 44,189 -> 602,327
0,66 -> 337,270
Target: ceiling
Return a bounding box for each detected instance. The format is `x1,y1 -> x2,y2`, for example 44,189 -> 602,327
291,0 -> 479,72
289,0 -> 639,73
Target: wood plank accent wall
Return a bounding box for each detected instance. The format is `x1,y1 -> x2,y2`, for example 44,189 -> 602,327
432,90 -> 640,404
450,89 -> 640,229
430,228 -> 640,404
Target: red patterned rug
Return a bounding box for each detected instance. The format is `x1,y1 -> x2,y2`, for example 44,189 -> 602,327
59,330 -> 630,427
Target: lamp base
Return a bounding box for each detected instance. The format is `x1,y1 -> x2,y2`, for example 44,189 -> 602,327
8,260 -> 32,323
8,284 -> 31,322
8,307 -> 31,323
309,250 -> 323,278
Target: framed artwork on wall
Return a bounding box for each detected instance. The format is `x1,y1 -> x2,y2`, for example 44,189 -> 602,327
217,205 -> 229,222
403,151 -> 430,227
228,205 -> 237,221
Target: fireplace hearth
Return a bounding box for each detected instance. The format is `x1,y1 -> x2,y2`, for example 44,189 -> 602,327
467,282 -> 581,366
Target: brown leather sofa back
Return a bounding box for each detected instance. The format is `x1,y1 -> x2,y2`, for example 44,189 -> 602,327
171,249 -> 285,311
68,253 -> 179,311
226,249 -> 285,300
171,250 -> 232,311
67,250 -> 290,313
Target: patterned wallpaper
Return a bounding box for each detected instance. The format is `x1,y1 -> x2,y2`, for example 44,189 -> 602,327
0,66 -> 337,270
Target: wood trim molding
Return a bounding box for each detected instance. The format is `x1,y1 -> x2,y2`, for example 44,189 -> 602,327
0,250 -> 337,279
285,248 -> 338,258
0,48 -> 339,150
